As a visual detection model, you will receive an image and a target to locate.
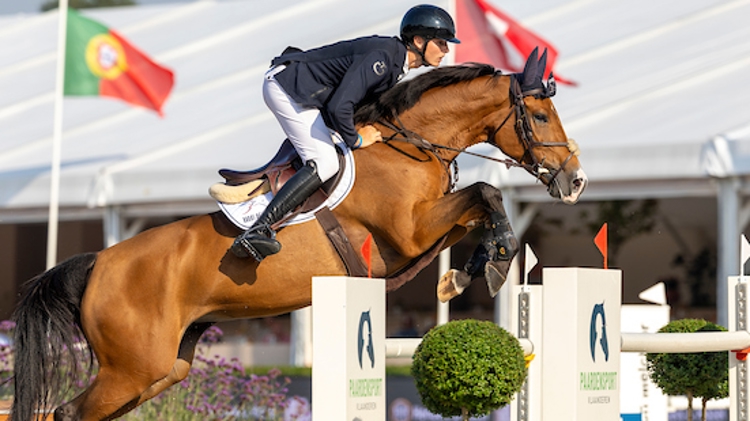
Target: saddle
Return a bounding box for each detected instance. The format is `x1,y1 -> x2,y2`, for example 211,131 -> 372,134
212,138 -> 368,276
210,139 -> 345,214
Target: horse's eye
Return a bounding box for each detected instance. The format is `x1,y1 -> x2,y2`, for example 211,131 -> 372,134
533,113 -> 548,123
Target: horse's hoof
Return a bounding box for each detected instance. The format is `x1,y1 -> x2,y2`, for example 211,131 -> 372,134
437,269 -> 472,302
53,404 -> 76,421
484,260 -> 510,297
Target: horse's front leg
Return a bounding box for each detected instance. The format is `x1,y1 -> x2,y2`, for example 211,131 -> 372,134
467,212 -> 518,290
406,182 -> 519,301
438,211 -> 519,301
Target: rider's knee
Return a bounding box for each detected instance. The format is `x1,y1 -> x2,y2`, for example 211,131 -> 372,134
312,156 -> 339,182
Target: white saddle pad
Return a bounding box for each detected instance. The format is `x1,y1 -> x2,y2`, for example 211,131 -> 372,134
217,138 -> 355,230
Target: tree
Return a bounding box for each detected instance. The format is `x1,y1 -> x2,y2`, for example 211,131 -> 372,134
411,320 -> 526,420
646,319 -> 728,421
41,0 -> 135,12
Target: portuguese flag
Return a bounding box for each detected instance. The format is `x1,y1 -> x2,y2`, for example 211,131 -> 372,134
64,9 -> 174,115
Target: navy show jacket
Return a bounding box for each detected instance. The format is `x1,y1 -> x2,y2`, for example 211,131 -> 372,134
271,36 -> 408,148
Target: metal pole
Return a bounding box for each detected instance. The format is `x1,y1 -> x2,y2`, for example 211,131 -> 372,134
437,248 -> 450,326
46,0 -> 69,269
718,177 -> 741,327
103,206 -> 122,247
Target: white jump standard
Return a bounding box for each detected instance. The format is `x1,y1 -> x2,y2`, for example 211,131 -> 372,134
311,269 -> 750,421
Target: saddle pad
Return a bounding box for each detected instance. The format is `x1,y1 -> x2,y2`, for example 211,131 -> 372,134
217,138 -> 355,230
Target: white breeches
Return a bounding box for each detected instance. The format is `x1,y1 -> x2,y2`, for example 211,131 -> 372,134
263,65 -> 340,182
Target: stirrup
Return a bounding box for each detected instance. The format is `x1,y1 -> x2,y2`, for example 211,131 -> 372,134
230,225 -> 279,261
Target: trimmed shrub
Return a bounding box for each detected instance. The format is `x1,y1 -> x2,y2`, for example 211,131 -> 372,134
411,319 -> 526,420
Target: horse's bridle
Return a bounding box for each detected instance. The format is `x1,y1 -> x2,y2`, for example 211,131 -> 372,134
504,74 -> 577,185
378,73 -> 578,189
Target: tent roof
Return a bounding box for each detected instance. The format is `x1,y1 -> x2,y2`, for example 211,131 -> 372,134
2,0 -> 750,221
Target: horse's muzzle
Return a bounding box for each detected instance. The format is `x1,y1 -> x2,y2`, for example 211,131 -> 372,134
548,167 -> 587,205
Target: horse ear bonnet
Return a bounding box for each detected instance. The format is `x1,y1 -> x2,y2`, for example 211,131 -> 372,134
519,47 -> 556,98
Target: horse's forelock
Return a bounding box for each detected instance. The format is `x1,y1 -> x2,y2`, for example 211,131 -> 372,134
354,64 -> 499,124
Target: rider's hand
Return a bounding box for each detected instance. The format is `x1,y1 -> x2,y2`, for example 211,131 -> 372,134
356,125 -> 382,148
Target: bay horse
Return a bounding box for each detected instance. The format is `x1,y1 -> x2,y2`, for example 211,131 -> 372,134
11,48 -> 586,421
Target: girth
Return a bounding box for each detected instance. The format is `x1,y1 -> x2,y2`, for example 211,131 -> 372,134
316,205 -> 450,288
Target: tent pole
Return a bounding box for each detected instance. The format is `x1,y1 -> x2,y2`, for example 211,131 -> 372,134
717,177 -> 740,327
104,205 -> 123,247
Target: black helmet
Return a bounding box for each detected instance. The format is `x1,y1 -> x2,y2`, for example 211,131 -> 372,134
400,5 -> 460,44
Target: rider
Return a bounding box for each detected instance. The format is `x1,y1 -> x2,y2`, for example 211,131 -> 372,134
230,4 -> 461,261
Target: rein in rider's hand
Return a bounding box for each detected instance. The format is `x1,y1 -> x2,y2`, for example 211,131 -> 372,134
355,125 -> 383,149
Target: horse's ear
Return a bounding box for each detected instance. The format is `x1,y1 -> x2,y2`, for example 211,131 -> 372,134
538,48 -> 549,80
521,47 -> 540,88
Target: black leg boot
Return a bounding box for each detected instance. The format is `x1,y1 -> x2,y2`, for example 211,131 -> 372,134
230,161 -> 323,261
483,212 -> 519,297
463,213 -> 518,278
487,212 -> 518,261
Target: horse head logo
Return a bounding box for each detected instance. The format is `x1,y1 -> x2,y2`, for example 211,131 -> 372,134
357,310 -> 375,369
589,302 -> 609,362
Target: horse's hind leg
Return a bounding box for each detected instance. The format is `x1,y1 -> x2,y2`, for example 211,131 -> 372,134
54,324 -> 201,421
136,322 -> 214,405
54,367 -> 145,421
63,323 -> 213,421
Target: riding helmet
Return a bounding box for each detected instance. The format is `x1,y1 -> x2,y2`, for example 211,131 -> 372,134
400,5 -> 461,44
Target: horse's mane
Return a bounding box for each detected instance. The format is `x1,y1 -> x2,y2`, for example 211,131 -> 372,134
354,63 -> 500,124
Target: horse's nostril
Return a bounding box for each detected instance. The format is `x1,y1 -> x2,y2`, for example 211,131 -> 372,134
573,178 -> 582,188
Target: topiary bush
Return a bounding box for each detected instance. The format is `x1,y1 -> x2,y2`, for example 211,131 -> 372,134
411,319 -> 526,420
646,318 -> 728,421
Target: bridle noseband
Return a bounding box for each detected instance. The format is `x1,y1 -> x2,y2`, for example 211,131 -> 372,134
378,73 -> 578,190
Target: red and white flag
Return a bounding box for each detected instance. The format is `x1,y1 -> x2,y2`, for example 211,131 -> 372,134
454,0 -> 576,85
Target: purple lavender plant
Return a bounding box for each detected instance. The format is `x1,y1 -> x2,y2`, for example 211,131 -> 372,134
122,325 -> 308,420
1,318 -> 97,409
0,320 -> 15,400
3,321 -> 308,420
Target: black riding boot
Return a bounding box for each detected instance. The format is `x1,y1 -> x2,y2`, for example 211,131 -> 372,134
230,161 -> 323,261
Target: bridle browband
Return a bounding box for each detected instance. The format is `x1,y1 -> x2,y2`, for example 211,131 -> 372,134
378,73 -> 578,190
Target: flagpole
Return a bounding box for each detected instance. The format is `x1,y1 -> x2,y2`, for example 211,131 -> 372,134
47,0 -> 69,270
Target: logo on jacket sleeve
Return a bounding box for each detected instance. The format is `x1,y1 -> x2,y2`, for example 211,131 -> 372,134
372,61 -> 386,76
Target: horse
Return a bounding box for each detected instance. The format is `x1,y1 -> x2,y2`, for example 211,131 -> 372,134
11,48 -> 586,421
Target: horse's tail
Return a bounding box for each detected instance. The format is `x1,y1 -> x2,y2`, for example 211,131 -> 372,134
10,252 -> 98,421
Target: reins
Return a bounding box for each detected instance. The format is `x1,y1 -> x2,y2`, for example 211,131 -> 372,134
378,116 -> 460,193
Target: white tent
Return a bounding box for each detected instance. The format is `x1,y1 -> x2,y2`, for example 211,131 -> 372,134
2,0 -> 750,322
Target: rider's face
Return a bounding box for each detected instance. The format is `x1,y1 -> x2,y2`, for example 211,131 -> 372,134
425,39 -> 449,66
413,36 -> 450,67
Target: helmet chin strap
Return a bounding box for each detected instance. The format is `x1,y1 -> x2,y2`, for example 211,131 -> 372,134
408,39 -> 433,67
